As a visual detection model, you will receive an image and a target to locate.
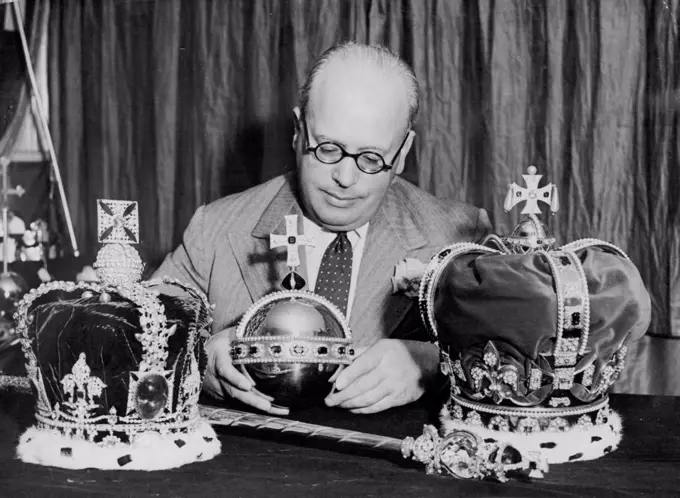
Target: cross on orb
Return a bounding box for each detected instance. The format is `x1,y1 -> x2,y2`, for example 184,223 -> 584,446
270,215 -> 313,271
504,166 -> 559,215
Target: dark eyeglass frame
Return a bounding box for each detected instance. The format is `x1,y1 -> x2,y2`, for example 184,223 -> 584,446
303,117 -> 410,174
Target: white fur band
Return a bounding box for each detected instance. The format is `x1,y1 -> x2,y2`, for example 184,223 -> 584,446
17,420 -> 221,471
440,409 -> 622,464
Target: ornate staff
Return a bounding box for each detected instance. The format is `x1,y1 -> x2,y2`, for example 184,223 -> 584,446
0,374 -> 547,480
198,405 -> 548,482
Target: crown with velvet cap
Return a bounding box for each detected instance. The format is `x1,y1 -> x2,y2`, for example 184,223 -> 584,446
417,167 -> 651,464
13,199 -> 221,470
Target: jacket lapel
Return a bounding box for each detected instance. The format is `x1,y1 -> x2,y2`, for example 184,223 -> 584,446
230,175 -> 309,302
349,184 -> 427,346
230,175 -> 428,345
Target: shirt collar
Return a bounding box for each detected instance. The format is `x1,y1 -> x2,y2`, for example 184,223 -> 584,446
302,216 -> 369,246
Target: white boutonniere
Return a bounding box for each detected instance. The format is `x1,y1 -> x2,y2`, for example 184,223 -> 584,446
391,258 -> 427,298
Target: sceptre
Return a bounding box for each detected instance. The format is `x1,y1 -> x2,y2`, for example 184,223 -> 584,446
198,405 -> 548,482
0,375 -> 547,481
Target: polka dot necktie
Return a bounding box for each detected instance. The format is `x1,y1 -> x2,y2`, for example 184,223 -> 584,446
314,232 -> 353,316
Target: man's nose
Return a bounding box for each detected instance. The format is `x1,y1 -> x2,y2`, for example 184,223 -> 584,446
332,157 -> 360,188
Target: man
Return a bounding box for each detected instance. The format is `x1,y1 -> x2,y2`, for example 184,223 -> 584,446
153,42 -> 490,416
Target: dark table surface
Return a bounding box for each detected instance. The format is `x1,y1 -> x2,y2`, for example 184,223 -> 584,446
0,390 -> 678,498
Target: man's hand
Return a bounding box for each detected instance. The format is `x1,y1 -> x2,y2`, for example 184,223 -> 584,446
324,339 -> 439,414
202,328 -> 290,416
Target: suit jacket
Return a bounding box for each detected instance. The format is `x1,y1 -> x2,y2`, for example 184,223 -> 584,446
153,172 -> 490,347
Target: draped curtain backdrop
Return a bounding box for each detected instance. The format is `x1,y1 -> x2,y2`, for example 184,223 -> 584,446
0,0 -> 44,156
48,0 -> 679,394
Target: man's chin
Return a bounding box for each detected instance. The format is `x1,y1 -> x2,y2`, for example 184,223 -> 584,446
315,211 -> 366,232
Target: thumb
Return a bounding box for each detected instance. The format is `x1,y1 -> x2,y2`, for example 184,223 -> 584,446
334,347 -> 379,391
328,345 -> 369,383
352,345 -> 369,357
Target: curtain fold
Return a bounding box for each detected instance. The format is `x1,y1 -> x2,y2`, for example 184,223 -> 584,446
48,0 -> 679,394
0,0 -> 45,156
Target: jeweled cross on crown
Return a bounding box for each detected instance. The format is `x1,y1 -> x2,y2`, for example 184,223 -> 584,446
504,166 -> 559,215
97,199 -> 140,244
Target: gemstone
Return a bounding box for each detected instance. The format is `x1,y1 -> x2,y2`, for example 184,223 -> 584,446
113,215 -> 125,228
500,445 -> 522,464
292,344 -> 307,355
438,432 -> 480,479
135,374 -> 169,420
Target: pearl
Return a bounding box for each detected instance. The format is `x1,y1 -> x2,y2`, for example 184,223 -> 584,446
99,292 -> 111,303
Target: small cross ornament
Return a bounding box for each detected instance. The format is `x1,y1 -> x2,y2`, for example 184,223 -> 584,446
270,215 -> 313,270
270,214 -> 313,290
504,166 -> 559,215
97,199 -> 139,244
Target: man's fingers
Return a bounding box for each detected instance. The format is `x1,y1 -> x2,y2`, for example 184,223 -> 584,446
201,371 -> 225,401
350,395 -> 398,415
328,365 -> 344,384
249,386 -> 276,403
333,348 -> 381,391
330,380 -> 390,410
328,346 -> 369,384
205,371 -> 289,416
228,387 -> 290,416
352,346 -> 369,357
325,369 -> 384,407
214,354 -> 253,391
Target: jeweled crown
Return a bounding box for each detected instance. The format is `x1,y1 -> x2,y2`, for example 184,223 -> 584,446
13,199 -> 221,470
418,167 -> 651,464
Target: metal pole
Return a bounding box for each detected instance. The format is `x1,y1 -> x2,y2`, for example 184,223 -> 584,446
10,0 -> 80,257
1,159 -> 8,274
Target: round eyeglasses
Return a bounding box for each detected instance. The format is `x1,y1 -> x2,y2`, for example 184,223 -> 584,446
303,118 -> 410,174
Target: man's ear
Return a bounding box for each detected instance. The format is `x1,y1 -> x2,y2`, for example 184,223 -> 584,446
292,107 -> 302,150
394,130 -> 416,176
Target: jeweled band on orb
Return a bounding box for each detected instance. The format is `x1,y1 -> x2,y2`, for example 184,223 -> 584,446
231,338 -> 355,365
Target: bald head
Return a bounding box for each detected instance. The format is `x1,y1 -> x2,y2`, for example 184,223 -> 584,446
292,43 -> 419,232
299,42 -> 419,131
